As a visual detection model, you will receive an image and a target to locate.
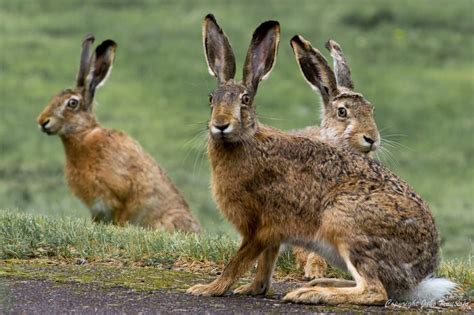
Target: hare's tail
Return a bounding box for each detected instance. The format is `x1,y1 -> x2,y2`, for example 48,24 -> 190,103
401,276 -> 456,302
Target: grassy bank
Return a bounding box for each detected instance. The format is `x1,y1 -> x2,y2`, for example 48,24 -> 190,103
1,210 -> 472,299
0,211 -> 296,273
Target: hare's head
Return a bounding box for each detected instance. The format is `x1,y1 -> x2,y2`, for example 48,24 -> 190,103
37,35 -> 117,136
291,36 -> 380,154
203,14 -> 280,144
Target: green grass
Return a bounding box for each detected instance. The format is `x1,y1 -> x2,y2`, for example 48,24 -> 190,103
1,210 -> 472,297
0,211 -> 296,274
0,0 -> 472,259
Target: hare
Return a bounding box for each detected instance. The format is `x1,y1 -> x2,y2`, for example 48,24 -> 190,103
292,39 -> 381,280
292,40 -> 380,155
37,35 -> 200,233
187,15 -> 455,305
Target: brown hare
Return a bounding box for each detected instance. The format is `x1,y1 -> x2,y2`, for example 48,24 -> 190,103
292,39 -> 381,280
37,35 -> 200,233
187,14 -> 455,305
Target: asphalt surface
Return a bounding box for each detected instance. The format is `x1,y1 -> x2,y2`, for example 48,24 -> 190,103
0,277 -> 384,314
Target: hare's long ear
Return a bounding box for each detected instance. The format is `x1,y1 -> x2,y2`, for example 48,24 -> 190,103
202,14 -> 236,83
326,39 -> 353,90
290,35 -> 338,109
76,34 -> 95,88
243,20 -> 280,95
84,39 -> 117,106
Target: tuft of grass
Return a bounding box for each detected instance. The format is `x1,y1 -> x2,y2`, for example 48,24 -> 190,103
437,258 -> 474,300
0,210 -> 295,274
1,210 -> 472,297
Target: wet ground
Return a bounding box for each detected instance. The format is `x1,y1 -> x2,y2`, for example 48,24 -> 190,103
1,277 -> 388,314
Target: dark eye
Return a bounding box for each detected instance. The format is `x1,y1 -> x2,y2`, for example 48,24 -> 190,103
241,94 -> 251,105
208,94 -> 213,107
67,98 -> 79,108
337,107 -> 347,118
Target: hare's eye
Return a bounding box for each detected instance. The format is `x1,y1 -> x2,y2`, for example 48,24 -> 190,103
337,107 -> 347,118
241,94 -> 251,105
209,94 -> 213,105
67,98 -> 79,109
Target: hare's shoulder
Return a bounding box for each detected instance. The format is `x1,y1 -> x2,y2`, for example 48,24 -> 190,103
268,129 -> 425,202
82,127 -> 158,170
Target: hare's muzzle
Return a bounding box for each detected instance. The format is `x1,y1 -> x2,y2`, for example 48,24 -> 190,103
211,122 -> 232,135
360,134 -> 379,153
38,116 -> 54,135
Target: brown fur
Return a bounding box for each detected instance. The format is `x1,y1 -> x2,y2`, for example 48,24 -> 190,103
37,35 -> 200,233
291,39 -> 381,280
187,15 -> 440,305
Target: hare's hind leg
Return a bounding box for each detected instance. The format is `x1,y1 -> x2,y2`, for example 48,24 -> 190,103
234,244 -> 280,296
284,248 -> 387,305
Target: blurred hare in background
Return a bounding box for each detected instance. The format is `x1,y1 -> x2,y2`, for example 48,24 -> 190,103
291,39 -> 381,280
37,35 -> 200,233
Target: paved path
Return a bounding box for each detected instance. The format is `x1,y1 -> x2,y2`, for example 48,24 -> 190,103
1,277 -> 388,314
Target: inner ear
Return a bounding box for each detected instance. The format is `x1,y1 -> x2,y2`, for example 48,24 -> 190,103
76,34 -> 95,88
202,14 -> 236,83
243,20 -> 280,92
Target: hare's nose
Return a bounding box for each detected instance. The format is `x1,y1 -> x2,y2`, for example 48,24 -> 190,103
40,119 -> 51,131
363,135 -> 375,145
214,122 -> 230,132
41,119 -> 50,127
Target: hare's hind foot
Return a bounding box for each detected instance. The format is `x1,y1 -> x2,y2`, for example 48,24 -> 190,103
283,284 -> 387,305
285,245 -> 387,305
305,278 -> 356,288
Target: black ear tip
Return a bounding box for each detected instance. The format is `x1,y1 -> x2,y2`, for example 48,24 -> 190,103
290,35 -> 305,48
103,39 -> 117,47
258,20 -> 280,31
205,13 -> 217,23
96,39 -> 117,55
82,34 -> 95,45
290,35 -> 300,43
100,39 -> 117,48
325,39 -> 341,52
325,40 -> 331,51
266,20 -> 280,27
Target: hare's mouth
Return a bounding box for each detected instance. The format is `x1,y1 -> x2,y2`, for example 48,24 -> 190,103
359,145 -> 377,155
210,131 -> 235,143
210,122 -> 240,142
39,119 -> 59,135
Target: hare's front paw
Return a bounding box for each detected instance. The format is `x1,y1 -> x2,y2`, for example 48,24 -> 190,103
186,282 -> 227,296
234,282 -> 269,296
304,254 -> 327,280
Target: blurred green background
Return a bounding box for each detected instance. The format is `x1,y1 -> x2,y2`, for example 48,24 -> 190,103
0,0 -> 472,259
